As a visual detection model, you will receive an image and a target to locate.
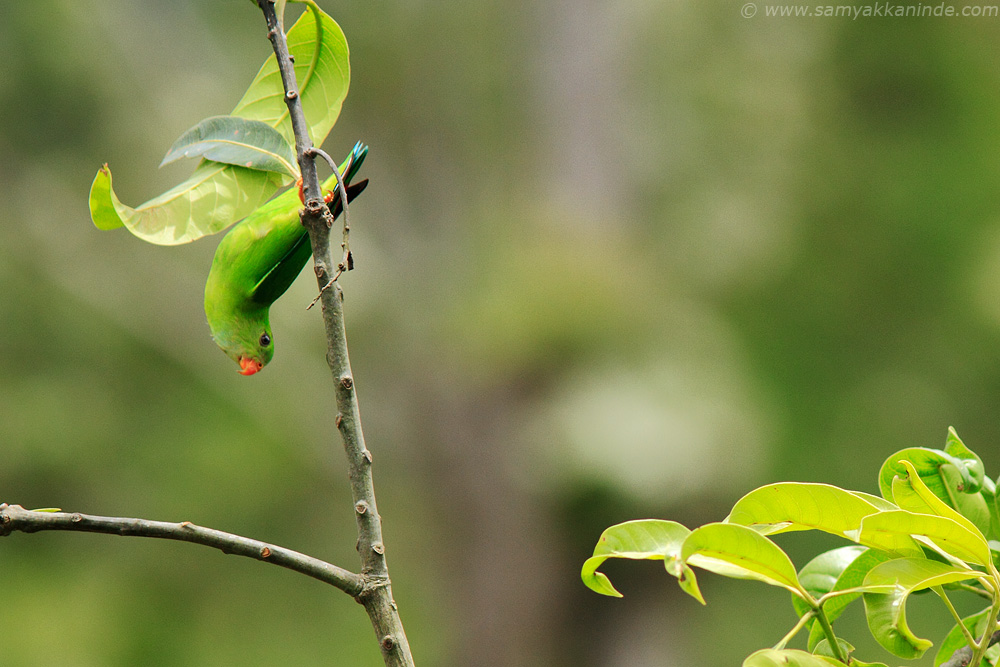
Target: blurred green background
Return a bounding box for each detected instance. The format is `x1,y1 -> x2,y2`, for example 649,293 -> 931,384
3,1 -> 1000,665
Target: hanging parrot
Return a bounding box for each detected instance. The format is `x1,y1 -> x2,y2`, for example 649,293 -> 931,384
204,142 -> 369,376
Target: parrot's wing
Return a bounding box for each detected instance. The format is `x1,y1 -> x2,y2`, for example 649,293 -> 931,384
250,178 -> 369,306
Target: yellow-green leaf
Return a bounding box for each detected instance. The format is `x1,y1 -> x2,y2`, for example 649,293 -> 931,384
581,519 -> 703,603
682,523 -> 809,601
727,482 -> 883,538
853,510 -> 990,565
743,648 -> 847,666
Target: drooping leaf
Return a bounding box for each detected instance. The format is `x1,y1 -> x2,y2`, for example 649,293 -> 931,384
681,523 -> 809,601
160,116 -> 298,177
727,483 -> 883,538
851,510 -> 990,565
89,4 -> 349,244
581,519 -> 703,603
743,648 -> 847,666
891,460 -> 986,539
862,558 -> 980,659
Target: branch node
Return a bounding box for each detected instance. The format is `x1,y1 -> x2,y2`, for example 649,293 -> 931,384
285,90 -> 298,100
355,501 -> 369,515
71,513 -> 83,523
372,542 -> 385,555
260,546 -> 272,558
381,635 -> 397,651
335,414 -> 343,429
362,450 -> 373,464
180,521 -> 193,528
341,375 -> 354,390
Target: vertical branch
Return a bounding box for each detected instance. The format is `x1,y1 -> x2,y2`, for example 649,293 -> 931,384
256,3 -> 414,665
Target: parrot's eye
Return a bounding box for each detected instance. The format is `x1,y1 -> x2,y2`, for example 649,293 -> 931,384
260,333 -> 271,347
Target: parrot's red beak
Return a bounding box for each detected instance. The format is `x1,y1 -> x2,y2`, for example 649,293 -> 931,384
238,356 -> 263,376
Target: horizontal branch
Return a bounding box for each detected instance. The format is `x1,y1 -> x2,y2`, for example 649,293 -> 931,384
0,503 -> 363,596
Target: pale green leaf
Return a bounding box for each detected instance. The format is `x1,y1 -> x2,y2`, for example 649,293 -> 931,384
853,510 -> 990,565
682,523 -> 808,600
160,116 -> 298,177
727,482 -> 882,538
581,520 -> 703,603
743,648 -> 847,666
89,5 -> 349,244
862,558 -> 980,659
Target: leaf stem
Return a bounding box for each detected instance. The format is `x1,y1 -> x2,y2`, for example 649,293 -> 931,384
814,605 -> 848,663
936,585 -> 978,650
774,611 -> 814,650
954,581 -> 995,601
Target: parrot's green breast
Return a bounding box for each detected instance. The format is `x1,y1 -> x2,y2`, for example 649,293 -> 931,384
204,142 -> 369,375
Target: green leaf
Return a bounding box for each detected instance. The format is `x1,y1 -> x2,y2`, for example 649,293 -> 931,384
743,648 -> 847,666
879,429 -> 985,503
940,463 -> 992,537
681,523 -> 809,600
934,607 -> 992,666
980,476 -> 1000,542
851,510 -> 990,565
160,116 -> 298,177
849,491 -> 898,512
232,0 -> 349,147
792,546 -> 867,619
862,558 -> 980,659
727,483 -> 884,538
581,519 -> 703,603
89,5 -> 349,244
891,459 -> 986,539
813,638 -> 854,661
802,548 -> 893,650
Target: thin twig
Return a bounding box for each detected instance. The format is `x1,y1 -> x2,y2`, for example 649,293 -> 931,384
303,146 -> 351,311
0,504 -> 363,594
256,2 -> 414,665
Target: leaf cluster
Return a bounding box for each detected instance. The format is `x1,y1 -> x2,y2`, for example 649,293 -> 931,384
89,0 -> 348,245
583,427 -> 1000,667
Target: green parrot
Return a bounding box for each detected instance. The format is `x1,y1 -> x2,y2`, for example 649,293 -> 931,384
205,142 -> 369,376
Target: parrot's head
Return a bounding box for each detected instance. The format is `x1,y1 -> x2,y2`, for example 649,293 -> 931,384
208,310 -> 274,377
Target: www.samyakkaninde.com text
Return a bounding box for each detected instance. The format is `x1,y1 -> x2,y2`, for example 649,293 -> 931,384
746,3 -> 999,17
